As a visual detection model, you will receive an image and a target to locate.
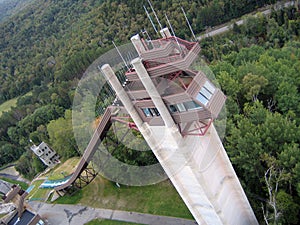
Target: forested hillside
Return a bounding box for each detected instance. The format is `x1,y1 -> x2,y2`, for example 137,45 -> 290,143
0,0 -> 279,103
0,0 -> 33,22
0,0 -> 299,224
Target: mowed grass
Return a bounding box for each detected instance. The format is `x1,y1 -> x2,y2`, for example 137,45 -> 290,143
27,180 -> 50,201
0,91 -> 32,116
0,177 -> 29,190
46,157 -> 80,180
85,219 -> 143,225
26,157 -> 81,201
56,176 -> 193,220
0,97 -> 18,116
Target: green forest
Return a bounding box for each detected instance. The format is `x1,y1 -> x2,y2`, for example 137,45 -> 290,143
0,0 -> 300,224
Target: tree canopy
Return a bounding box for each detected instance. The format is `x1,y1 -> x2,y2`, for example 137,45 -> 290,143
0,0 -> 299,223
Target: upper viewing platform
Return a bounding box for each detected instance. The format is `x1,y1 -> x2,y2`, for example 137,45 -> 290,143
100,27 -> 226,133
125,30 -> 200,81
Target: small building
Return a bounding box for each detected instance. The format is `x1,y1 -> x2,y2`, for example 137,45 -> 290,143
30,142 -> 59,167
1,185 -> 44,225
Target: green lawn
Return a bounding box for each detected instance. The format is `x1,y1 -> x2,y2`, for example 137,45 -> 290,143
46,157 -> 80,180
85,219 -> 143,225
0,177 -> 29,190
0,91 -> 32,116
0,97 -> 18,116
27,180 -> 51,201
56,176 -> 193,220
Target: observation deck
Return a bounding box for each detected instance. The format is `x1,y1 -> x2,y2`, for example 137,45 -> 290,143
123,34 -> 226,134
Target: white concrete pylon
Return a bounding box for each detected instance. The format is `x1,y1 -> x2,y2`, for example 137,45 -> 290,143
160,27 -> 172,38
131,57 -> 182,146
130,34 -> 146,55
100,63 -> 176,154
100,64 -> 144,129
131,58 -> 175,128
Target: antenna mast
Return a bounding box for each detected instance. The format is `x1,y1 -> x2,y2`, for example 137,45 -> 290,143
165,14 -> 183,54
144,5 -> 158,34
112,41 -> 129,70
147,0 -> 163,30
181,7 -> 197,41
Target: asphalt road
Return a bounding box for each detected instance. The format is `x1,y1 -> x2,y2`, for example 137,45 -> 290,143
197,1 -> 296,41
0,165 -> 30,184
28,202 -> 197,225
0,179 -> 12,194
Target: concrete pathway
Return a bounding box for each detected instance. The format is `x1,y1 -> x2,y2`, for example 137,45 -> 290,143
28,202 -> 197,225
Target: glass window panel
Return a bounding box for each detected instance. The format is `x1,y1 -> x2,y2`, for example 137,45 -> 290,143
200,87 -> 212,100
184,101 -> 202,111
176,103 -> 186,112
149,108 -> 159,116
196,93 -> 209,106
142,108 -> 152,117
204,81 -> 216,94
153,108 -> 160,116
169,105 -> 178,113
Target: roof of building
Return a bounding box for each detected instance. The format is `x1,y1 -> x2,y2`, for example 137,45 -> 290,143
8,210 -> 36,225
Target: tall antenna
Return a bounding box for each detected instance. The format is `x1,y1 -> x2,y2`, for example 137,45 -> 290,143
142,29 -> 152,41
112,41 -> 129,70
165,13 -> 183,54
147,0 -> 163,30
141,28 -> 154,48
181,7 -> 197,41
143,5 -> 158,34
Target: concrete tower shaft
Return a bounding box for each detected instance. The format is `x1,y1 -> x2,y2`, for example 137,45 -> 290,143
131,58 -> 179,131
100,31 -> 258,225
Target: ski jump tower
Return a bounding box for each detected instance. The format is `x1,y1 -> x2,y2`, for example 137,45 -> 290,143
101,28 -> 258,225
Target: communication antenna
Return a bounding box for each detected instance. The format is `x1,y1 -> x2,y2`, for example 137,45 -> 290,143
142,29 -> 152,41
141,28 -> 154,49
181,7 -> 197,41
143,5 -> 158,34
126,52 -> 135,67
147,0 -> 163,30
165,13 -> 183,54
112,41 -> 129,70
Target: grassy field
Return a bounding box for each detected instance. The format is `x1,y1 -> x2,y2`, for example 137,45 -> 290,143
0,97 -> 18,116
27,158 -> 81,201
85,219 -> 143,225
0,177 -> 29,190
56,175 -> 193,220
46,157 -> 80,180
27,180 -> 49,201
0,91 -> 32,116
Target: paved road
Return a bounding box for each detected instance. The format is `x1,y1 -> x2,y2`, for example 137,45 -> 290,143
28,202 -> 197,225
0,179 -> 12,194
197,1 -> 296,41
0,165 -> 30,184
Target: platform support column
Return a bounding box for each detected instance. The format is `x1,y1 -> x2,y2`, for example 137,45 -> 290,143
130,34 -> 147,55
160,27 -> 172,38
131,59 -> 176,128
100,64 -> 159,147
101,64 -> 144,129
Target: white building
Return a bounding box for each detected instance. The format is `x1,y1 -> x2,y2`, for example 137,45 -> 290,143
30,142 -> 60,167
